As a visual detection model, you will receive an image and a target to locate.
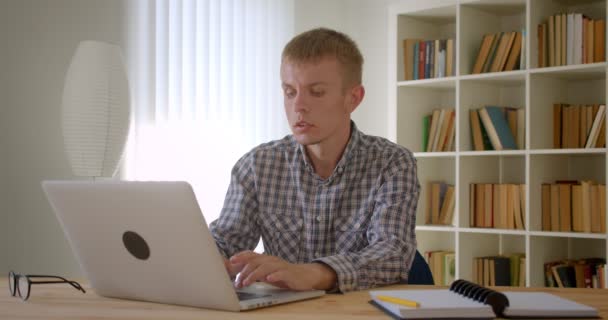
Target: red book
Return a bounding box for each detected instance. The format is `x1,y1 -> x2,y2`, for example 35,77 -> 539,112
583,264 -> 592,288
418,41 -> 426,80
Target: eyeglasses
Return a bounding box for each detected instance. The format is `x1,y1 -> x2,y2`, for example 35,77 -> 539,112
8,271 -> 86,301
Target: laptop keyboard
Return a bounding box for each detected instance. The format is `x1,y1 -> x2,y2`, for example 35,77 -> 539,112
236,291 -> 272,301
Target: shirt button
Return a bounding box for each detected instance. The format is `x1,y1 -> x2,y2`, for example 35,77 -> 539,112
315,251 -> 320,257
316,215 -> 322,221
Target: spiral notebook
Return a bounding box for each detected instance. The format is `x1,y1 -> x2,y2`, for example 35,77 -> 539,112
369,279 -> 598,319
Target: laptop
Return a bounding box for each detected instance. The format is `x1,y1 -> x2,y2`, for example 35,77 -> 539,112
41,180 -> 325,311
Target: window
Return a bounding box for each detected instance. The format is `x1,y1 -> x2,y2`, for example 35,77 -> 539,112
124,0 -> 293,224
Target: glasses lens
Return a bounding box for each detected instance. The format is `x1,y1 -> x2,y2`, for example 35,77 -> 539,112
17,276 -> 29,301
8,272 -> 16,296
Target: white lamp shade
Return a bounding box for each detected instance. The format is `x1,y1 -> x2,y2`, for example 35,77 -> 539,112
61,41 -> 131,178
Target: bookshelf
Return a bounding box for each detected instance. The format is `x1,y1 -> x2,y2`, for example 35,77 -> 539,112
388,0 -> 607,287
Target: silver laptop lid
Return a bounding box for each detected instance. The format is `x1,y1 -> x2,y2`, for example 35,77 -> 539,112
42,180 -> 241,311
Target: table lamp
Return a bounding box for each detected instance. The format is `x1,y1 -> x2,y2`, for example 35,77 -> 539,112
61,40 -> 131,178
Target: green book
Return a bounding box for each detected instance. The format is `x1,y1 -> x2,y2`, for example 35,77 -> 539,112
509,253 -> 525,286
422,114 -> 431,151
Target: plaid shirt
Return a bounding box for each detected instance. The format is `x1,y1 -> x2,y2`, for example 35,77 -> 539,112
210,122 -> 419,292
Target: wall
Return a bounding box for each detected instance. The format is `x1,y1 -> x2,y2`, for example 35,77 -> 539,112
0,0 -> 125,276
294,0 -> 399,139
0,3 -> 9,276
0,0 -> 399,276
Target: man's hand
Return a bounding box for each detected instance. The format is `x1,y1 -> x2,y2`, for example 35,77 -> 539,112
228,251 -> 337,291
223,257 -> 244,279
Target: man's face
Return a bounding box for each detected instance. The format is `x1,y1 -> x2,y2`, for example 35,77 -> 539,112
280,57 -> 355,146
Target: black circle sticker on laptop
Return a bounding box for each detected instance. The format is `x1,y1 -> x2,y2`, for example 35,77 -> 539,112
122,231 -> 150,260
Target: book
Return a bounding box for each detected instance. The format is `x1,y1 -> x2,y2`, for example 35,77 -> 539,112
536,23 -> 547,68
418,41 -> 426,79
478,106 -> 518,150
520,28 -> 526,70
470,109 -> 485,151
511,184 -> 524,230
443,252 -> 456,285
558,182 -> 572,231
552,263 -> 576,288
549,15 -> 555,66
446,38 -> 454,76
430,182 -> 441,224
483,32 -> 502,73
585,104 -> 606,148
438,185 -> 455,225
431,109 -> 446,151
494,31 -> 515,72
435,108 -> 453,151
595,19 -> 606,62
403,39 -> 421,80
472,34 -> 495,74
369,279 -> 598,319
574,14 -> 583,65
585,19 -> 593,62
554,103 -> 563,148
426,109 -> 440,152
504,31 -> 522,71
541,183 -> 551,230
561,13 -> 567,66
550,183 -> 560,231
591,184 -> 601,233
555,14 -> 562,66
600,184 -> 606,233
567,13 -> 574,65
422,114 -> 430,151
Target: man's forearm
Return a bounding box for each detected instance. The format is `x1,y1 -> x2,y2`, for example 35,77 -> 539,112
308,262 -> 338,291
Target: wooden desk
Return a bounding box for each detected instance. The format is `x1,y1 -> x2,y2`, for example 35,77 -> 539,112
1,280 -> 607,319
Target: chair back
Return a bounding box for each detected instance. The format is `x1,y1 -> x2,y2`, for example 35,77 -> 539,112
406,250 -> 434,285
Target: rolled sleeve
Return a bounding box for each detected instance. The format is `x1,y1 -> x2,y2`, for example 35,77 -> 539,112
315,156 -> 420,292
209,153 -> 261,258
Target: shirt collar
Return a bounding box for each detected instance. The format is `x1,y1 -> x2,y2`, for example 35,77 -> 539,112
297,121 -> 361,176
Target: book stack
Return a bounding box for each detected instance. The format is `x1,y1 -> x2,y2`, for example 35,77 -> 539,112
471,31 -> 524,74
544,258 -> 606,288
403,38 -> 455,80
541,180 -> 606,233
473,253 -> 526,287
422,108 -> 455,152
424,251 -> 455,286
553,103 -> 606,149
469,183 -> 525,230
470,106 -> 524,151
424,181 -> 455,226
537,14 -> 606,68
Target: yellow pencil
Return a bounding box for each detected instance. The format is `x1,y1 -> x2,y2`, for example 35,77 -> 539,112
376,295 -> 420,308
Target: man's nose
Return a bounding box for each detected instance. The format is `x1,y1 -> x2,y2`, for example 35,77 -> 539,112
293,92 -> 310,113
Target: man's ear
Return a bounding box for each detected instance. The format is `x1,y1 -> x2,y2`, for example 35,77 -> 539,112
346,85 -> 365,113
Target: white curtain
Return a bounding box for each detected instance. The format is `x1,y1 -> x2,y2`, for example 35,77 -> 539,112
124,0 -> 293,224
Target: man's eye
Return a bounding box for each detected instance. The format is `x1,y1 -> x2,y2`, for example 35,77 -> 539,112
284,90 -> 296,98
311,90 -> 324,97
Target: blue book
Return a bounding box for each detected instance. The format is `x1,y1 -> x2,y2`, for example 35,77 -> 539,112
480,106 -> 518,150
425,40 -> 431,79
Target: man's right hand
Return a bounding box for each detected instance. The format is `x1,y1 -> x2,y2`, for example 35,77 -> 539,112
224,257 -> 244,279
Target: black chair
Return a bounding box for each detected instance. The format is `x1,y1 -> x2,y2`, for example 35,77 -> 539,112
406,250 -> 434,285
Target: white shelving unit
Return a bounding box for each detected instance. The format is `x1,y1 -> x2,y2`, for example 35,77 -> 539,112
389,0 -> 607,287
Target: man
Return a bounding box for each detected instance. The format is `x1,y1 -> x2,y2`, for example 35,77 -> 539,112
209,28 -> 419,293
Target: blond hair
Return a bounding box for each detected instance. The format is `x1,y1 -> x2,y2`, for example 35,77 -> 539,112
282,28 -> 363,87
